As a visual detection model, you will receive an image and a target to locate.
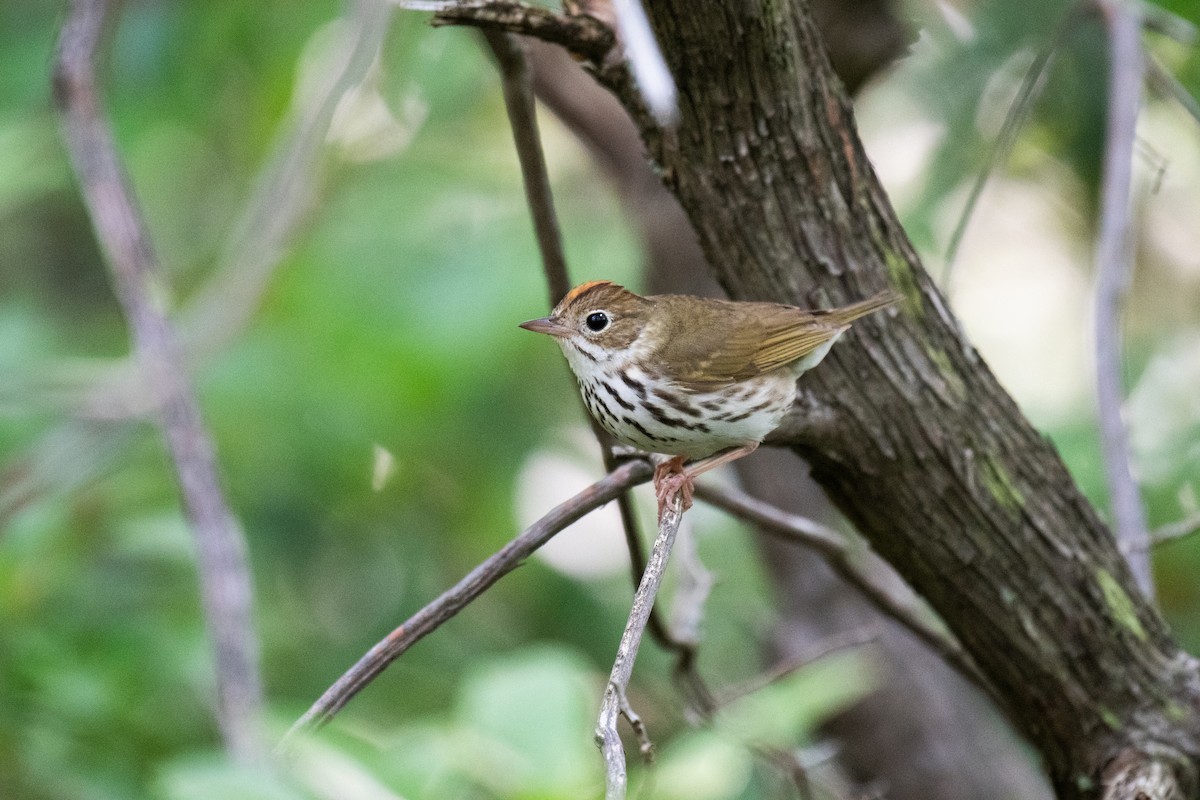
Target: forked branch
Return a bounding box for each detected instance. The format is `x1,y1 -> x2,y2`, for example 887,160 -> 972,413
596,493 -> 684,800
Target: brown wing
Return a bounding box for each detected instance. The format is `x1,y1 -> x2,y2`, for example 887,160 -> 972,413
650,297 -> 847,390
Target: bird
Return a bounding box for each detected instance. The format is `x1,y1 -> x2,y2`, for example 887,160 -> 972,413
520,280 -> 898,518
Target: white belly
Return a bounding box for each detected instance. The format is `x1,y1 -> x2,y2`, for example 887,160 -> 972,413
576,365 -> 794,459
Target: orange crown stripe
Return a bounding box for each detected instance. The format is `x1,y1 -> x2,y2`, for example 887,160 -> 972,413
561,280 -> 616,307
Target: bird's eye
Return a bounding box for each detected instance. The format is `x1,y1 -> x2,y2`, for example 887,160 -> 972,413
585,312 -> 609,332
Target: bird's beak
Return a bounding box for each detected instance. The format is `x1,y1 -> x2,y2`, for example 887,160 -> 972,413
519,316 -> 573,337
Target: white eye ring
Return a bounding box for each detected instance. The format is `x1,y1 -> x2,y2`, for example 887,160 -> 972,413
585,311 -> 610,332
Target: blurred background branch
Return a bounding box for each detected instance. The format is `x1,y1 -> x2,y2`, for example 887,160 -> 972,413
52,0 -> 263,762
1093,0 -> 1152,595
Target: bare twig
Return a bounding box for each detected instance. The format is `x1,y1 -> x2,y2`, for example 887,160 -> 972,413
756,745 -> 817,800
1145,56 -> 1200,127
707,627 -> 881,800
52,0 -> 263,762
943,8 -> 1080,282
663,523 -> 718,717
280,458 -> 654,749
667,523 -> 713,648
597,493 -> 683,800
712,626 -> 881,710
482,30 -> 571,305
1093,0 -> 1152,597
1138,0 -> 1196,44
691,482 -> 1004,711
1146,511 -> 1200,548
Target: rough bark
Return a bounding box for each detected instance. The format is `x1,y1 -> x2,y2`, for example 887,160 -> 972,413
523,31 -> 1052,799
626,2 -> 1200,796
443,0 -> 1200,796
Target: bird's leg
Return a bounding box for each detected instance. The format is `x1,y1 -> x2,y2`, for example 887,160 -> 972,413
654,456 -> 689,520
654,444 -> 759,520
686,442 -> 759,480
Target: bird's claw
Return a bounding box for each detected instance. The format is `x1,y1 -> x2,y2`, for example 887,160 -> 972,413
653,456 -> 694,521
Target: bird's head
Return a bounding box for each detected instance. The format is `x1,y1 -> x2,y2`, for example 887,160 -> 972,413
519,281 -> 653,370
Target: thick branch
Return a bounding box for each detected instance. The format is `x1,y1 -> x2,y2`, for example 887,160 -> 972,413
53,0 -> 263,762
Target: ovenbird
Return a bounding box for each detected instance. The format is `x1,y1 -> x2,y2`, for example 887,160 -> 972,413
521,281 -> 898,516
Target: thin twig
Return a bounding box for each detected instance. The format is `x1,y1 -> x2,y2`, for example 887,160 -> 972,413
663,523 -> 718,718
1145,55 -> 1200,127
710,628 -> 881,800
691,482 -> 1004,712
483,30 -> 571,305
597,493 -> 684,800
711,626 -> 881,710
942,7 -> 1080,283
1093,0 -> 1152,597
667,523 -> 713,648
52,0 -> 263,762
279,458 -> 654,749
1146,511 -> 1200,548
1138,0 -> 1196,44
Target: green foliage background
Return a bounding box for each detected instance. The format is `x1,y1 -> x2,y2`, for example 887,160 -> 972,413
1,1 -> 1199,798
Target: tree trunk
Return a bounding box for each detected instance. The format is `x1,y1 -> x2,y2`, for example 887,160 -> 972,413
621,1 -> 1200,796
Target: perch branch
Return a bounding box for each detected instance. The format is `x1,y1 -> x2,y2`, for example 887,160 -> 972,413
280,458 -> 653,749
692,482 -> 1002,711
52,0 -> 263,762
596,492 -> 683,800
1093,0 -> 1151,596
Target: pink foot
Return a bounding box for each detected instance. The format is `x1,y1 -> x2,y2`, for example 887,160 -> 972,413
653,456 -> 694,520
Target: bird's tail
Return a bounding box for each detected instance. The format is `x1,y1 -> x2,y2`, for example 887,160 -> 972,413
827,290 -> 901,324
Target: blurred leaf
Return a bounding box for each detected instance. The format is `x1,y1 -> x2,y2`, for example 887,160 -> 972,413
716,650 -> 877,749
453,645 -> 600,796
654,731 -> 752,800
154,755 -> 308,800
